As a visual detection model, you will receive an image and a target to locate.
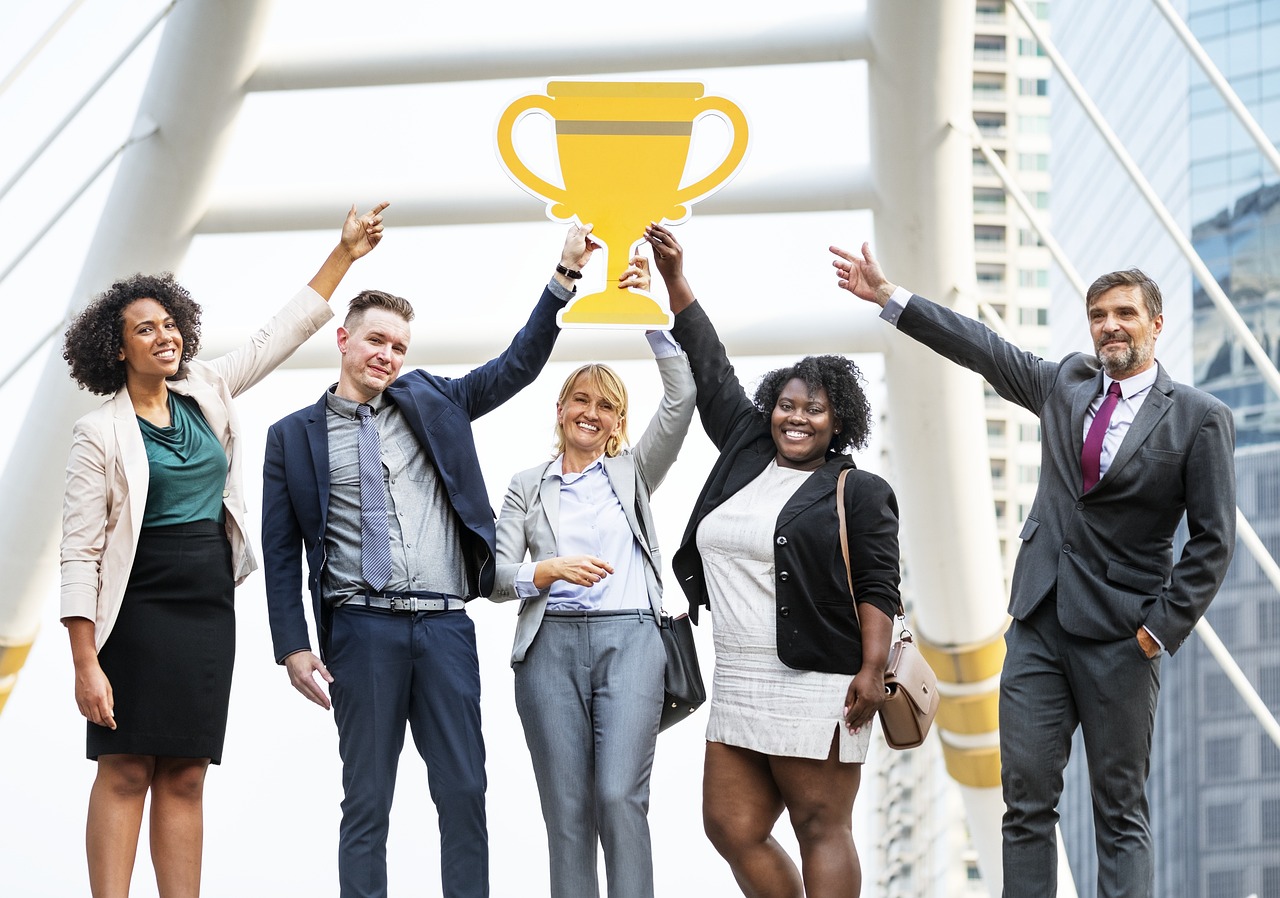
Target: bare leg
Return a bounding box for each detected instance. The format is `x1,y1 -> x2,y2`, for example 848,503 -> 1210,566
770,732 -> 862,898
149,756 -> 210,898
87,754 -> 156,898
703,741 -> 802,898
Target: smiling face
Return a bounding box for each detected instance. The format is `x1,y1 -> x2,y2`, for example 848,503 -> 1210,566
336,307 -> 410,403
556,368 -> 626,463
1088,285 -> 1162,379
771,377 -> 839,471
117,298 -> 182,383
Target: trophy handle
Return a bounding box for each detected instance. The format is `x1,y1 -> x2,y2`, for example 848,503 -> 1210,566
672,97 -> 750,210
496,95 -> 572,212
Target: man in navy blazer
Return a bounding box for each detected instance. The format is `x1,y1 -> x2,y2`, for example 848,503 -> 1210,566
831,243 -> 1236,898
261,227 -> 594,898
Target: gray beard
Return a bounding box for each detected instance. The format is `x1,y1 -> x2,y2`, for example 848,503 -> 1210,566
1098,340 -> 1153,378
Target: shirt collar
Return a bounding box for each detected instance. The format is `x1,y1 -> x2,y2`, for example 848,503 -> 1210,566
1104,363 -> 1158,400
544,454 -> 606,482
325,385 -> 388,420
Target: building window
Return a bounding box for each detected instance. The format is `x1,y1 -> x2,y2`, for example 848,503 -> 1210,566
990,458 -> 1007,486
975,224 -> 1007,249
1018,78 -> 1049,97
1030,191 -> 1051,209
1018,37 -> 1046,57
1019,152 -> 1050,171
974,187 -> 1008,213
1203,671 -> 1243,716
1263,799 -> 1280,842
1207,604 -> 1238,643
1204,735 -> 1241,780
1019,115 -> 1051,135
974,34 -> 1007,62
1018,464 -> 1040,484
1019,423 -> 1041,441
1018,228 -> 1045,247
1204,804 -> 1240,846
988,420 -> 1007,440
1261,601 -> 1280,641
1263,865 -> 1280,898
1019,307 -> 1049,326
975,111 -> 1008,137
977,262 -> 1007,287
976,0 -> 1005,23
1263,665 -> 1280,711
1019,269 -> 1050,288
974,72 -> 1006,101
1205,870 -> 1244,898
1262,733 -> 1280,775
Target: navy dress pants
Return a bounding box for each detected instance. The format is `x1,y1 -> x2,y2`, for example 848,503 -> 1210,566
329,604 -> 488,898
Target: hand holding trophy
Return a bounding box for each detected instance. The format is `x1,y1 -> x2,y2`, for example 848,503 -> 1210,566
497,81 -> 749,329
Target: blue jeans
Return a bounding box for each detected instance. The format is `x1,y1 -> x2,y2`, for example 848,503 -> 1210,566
329,604 -> 488,898
514,609 -> 665,898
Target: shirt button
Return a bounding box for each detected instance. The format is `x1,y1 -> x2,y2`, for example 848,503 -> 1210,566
779,606 -> 790,617
776,536 -> 788,546
779,571 -> 790,582
222,489 -> 230,498
1075,502 -> 1084,510
1063,544 -> 1072,553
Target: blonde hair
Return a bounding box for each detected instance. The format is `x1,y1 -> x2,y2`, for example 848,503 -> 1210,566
554,364 -> 629,458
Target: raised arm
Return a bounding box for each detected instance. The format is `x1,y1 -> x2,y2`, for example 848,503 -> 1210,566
630,341 -> 696,494
829,241 -> 900,308
645,223 -> 756,450
307,202 -> 389,301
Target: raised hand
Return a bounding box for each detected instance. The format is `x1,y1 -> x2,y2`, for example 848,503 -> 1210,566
341,201 -> 389,260
560,223 -> 598,273
618,253 -> 651,292
830,242 -> 897,307
643,222 -> 684,284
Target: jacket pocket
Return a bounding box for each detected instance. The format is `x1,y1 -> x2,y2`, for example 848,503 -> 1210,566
1140,447 -> 1182,465
1019,516 -> 1040,542
1106,557 -> 1165,594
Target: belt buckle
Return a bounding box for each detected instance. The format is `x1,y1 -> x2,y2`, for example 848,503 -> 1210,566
389,595 -> 414,612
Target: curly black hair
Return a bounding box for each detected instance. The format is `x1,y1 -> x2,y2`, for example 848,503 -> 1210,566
63,273 -> 202,396
752,355 -> 872,456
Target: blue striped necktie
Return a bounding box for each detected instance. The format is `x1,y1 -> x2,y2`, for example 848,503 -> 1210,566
357,403 -> 393,591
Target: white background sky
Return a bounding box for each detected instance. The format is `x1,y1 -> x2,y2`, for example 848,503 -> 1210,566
0,2 -> 895,895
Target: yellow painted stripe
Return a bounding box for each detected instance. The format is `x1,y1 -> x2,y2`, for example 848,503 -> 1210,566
941,742 -> 1002,789
548,81 -> 704,98
916,623 -> 1008,684
555,121 -> 693,136
0,641 -> 33,678
936,688 -> 1000,735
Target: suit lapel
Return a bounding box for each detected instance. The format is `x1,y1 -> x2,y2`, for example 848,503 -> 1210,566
602,455 -> 640,541
1070,373 -> 1103,480
112,392 -> 149,530
304,395 -> 331,508
776,459 -> 844,529
537,461 -> 561,540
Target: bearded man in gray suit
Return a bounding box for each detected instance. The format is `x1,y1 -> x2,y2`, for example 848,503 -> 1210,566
830,243 -> 1236,898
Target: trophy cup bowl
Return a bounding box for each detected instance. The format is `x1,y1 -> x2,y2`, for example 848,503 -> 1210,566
497,81 -> 749,329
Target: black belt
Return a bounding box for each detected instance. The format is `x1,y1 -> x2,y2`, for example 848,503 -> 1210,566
345,591 -> 465,613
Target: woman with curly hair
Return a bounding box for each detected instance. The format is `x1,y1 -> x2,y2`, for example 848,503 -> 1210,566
645,223 -> 901,898
60,203 -> 386,898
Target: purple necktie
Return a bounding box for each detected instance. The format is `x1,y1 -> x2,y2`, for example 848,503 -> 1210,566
1081,380 -> 1123,492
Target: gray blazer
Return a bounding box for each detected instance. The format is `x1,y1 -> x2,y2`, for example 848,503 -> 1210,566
492,351 -> 696,664
896,294 -> 1236,655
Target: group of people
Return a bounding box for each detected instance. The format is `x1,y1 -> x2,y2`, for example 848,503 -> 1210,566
59,204 -> 1235,898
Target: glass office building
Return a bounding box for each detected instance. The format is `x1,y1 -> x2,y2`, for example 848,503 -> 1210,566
1053,2 -> 1280,896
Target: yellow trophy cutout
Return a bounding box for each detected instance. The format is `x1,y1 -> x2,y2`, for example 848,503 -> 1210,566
497,81 -> 749,329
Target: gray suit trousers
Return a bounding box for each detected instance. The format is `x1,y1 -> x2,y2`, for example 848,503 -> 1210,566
1000,599 -> 1161,898
514,609 -> 665,898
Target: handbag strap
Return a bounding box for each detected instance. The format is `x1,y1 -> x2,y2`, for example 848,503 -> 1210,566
836,467 -> 906,624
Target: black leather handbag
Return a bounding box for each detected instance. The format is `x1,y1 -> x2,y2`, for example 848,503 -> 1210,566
658,612 -> 706,732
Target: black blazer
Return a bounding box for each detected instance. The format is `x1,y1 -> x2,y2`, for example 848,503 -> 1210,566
670,300 -> 901,675
261,286 -> 566,663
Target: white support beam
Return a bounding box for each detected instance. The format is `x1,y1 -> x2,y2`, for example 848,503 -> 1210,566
0,0 -> 277,699
195,165 -> 877,234
247,14 -> 870,92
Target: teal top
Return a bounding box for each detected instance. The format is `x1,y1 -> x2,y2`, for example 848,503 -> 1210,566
138,392 -> 228,527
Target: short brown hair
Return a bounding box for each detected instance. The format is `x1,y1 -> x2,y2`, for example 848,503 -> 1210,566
1085,269 -> 1162,319
344,289 -> 415,331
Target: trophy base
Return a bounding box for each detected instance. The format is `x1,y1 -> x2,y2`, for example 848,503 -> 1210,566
557,290 -> 673,330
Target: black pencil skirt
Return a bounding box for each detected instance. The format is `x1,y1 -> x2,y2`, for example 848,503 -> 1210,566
87,520 -> 235,764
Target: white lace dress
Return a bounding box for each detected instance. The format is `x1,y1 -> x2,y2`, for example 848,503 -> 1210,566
696,461 -> 872,763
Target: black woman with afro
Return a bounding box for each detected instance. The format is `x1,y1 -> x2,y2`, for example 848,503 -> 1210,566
59,203 -> 385,897
645,222 -> 901,898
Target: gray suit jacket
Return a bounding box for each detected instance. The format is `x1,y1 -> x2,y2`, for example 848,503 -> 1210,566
492,351 -> 696,664
895,294 -> 1236,655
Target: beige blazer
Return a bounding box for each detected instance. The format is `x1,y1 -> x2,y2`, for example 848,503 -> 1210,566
60,286 -> 334,650
492,351 -> 695,665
